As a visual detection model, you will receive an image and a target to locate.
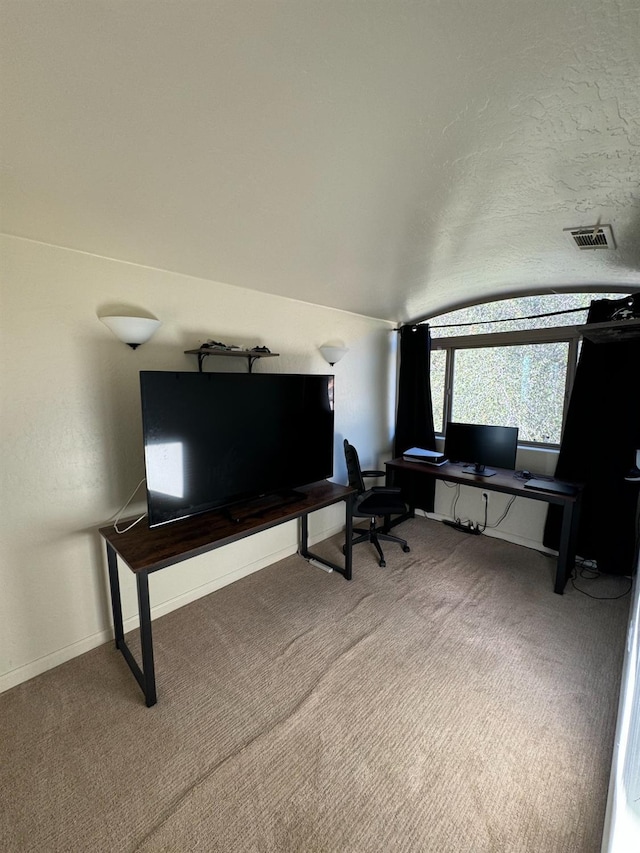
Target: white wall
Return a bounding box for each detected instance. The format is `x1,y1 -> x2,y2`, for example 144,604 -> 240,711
0,234 -> 395,692
430,444 -> 560,552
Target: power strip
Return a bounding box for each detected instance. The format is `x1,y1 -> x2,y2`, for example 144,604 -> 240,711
307,558 -> 333,573
442,519 -> 482,535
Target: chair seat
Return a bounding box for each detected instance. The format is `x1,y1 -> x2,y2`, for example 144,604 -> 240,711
355,489 -> 407,517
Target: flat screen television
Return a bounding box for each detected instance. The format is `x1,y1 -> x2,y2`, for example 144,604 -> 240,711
444,421 -> 519,477
140,371 -> 335,527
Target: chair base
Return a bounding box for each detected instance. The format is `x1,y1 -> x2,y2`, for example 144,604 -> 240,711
345,518 -> 410,567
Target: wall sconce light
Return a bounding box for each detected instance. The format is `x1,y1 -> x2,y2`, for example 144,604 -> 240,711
319,343 -> 349,366
100,316 -> 161,349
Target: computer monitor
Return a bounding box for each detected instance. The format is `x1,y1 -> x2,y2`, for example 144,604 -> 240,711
444,421 -> 519,477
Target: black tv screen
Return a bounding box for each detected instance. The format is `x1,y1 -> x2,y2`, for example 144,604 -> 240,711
444,421 -> 519,477
140,372 -> 335,527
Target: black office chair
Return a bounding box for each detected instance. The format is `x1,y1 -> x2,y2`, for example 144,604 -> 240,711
343,439 -> 410,567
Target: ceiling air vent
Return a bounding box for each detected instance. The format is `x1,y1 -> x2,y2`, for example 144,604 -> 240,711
564,224 -> 615,250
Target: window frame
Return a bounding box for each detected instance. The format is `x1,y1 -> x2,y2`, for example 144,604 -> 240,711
431,324 -> 581,449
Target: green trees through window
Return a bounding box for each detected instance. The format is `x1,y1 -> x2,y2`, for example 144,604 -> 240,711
429,292 -> 628,446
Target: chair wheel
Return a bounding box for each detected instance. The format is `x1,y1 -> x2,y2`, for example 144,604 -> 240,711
402,545 -> 411,553
379,559 -> 386,567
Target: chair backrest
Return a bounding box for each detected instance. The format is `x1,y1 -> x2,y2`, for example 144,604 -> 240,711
343,439 -> 366,495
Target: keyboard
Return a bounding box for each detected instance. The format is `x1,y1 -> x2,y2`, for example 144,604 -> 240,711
523,478 -> 577,496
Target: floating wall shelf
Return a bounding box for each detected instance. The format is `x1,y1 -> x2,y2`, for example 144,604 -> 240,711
578,319 -> 640,344
185,348 -> 280,373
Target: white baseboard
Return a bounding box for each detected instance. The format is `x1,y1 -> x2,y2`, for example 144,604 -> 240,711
0,628 -> 119,695
0,520 -> 344,695
418,510 -> 557,556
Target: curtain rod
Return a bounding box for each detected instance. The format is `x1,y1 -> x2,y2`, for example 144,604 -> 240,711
395,304 -> 590,332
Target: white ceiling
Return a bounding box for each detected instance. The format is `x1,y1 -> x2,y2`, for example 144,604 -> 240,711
2,1 -> 639,323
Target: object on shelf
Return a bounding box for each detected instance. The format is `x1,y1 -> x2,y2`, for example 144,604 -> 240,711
200,340 -> 228,350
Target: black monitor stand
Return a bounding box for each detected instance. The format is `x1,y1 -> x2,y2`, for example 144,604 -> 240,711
462,463 -> 497,477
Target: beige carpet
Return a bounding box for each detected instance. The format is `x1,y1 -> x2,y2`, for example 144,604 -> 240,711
0,517 -> 630,852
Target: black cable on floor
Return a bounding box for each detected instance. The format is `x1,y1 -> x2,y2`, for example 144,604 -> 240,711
570,564 -> 633,600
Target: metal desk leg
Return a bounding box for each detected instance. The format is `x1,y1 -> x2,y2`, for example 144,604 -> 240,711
298,495 -> 353,580
105,543 -> 157,706
344,493 -> 353,580
554,497 -> 581,595
136,572 -> 157,707
106,543 -> 125,650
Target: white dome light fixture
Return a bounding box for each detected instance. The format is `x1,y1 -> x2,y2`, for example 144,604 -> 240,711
100,316 -> 161,349
319,343 -> 349,366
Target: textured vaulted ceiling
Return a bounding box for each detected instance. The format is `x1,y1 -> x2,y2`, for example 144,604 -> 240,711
1,0 -> 639,322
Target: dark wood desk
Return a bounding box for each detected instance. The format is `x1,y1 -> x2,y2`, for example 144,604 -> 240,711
385,458 -> 582,595
99,481 -> 354,706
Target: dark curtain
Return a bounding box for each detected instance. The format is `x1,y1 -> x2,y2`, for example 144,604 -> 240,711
543,293 -> 640,576
393,324 -> 437,512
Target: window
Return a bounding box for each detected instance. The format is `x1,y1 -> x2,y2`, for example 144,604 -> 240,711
430,348 -> 446,435
429,292 -> 629,446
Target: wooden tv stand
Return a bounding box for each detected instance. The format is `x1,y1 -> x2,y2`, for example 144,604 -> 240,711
99,481 -> 354,706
